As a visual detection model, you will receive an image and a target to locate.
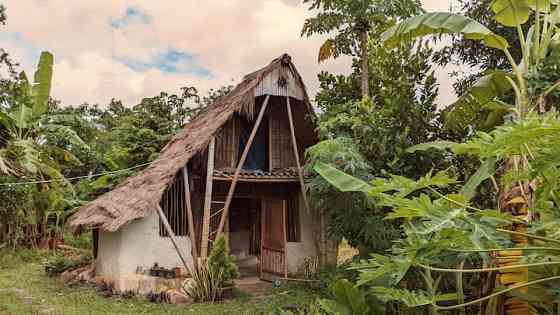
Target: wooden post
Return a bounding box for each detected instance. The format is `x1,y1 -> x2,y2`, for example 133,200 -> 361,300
283,200 -> 288,278
201,138 -> 215,258
156,205 -> 190,271
216,95 -> 271,236
183,166 -> 198,268
286,96 -> 311,214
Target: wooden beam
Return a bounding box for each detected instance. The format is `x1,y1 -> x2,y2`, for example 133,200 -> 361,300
183,166 -> 198,268
216,95 -> 271,237
156,205 -> 190,271
286,96 -> 311,214
200,138 -> 215,258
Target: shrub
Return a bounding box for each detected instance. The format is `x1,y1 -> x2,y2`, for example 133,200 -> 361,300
43,251 -> 92,276
182,262 -> 223,303
207,235 -> 239,287
44,253 -> 76,276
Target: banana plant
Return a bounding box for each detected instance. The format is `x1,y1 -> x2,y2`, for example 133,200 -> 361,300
0,52 -> 87,246
380,2 -> 560,314
0,51 -> 86,178
381,1 -> 560,132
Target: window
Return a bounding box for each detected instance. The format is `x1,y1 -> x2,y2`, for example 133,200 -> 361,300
286,198 -> 300,242
238,116 -> 269,171
159,172 -> 189,237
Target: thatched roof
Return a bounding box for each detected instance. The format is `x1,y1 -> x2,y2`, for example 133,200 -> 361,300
69,53 -> 312,233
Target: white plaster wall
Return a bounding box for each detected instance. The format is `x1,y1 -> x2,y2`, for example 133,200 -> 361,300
286,192 -> 317,275
96,213 -> 194,288
119,213 -> 194,273
96,229 -> 122,280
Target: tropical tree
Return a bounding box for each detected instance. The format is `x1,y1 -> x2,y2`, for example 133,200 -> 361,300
301,0 -> 423,99
305,29 -> 445,257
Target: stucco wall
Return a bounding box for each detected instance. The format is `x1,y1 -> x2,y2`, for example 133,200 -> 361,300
96,194 -> 316,286
95,213 -> 194,291
286,192 -> 317,275
96,228 -> 122,280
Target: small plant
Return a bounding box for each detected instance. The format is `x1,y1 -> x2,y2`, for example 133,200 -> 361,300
44,253 -> 75,276
43,251 -> 92,277
207,235 -> 239,287
301,256 -> 319,280
318,279 -> 370,315
182,262 -> 223,303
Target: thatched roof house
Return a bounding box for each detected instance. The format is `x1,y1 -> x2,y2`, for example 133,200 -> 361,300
68,54 -> 324,293
69,53 -> 314,233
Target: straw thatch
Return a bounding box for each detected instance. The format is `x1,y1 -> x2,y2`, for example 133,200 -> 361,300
69,53 -> 312,233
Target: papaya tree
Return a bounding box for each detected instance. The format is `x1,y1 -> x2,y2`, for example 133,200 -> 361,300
313,1 -> 560,314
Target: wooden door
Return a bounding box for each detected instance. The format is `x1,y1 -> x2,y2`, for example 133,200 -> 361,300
260,199 -> 287,281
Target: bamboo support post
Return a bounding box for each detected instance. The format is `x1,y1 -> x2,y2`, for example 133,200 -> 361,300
156,205 -> 190,271
286,96 -> 311,214
201,138 -> 215,258
216,95 -> 271,237
183,166 -> 198,268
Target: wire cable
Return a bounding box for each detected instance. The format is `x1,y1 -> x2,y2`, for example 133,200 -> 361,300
0,159 -> 155,186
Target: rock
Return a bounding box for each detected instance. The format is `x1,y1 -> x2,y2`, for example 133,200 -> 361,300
166,289 -> 192,304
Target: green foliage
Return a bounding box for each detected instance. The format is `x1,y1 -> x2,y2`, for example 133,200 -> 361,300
389,0 -> 560,133
306,138 -> 399,253
1,248 -> 317,314
316,111 -> 560,313
182,262 -> 224,303
314,39 -> 441,175
43,252 -> 91,277
317,279 -> 371,315
307,24 -> 446,255
207,235 -> 239,287
30,51 -> 53,117
381,12 -> 509,50
302,0 -> 423,58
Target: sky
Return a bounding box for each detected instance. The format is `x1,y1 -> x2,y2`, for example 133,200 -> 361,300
1,0 -> 458,108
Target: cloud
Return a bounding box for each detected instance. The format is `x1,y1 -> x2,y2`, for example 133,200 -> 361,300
117,49 -> 212,77
109,6 -> 152,29
2,0 -> 458,108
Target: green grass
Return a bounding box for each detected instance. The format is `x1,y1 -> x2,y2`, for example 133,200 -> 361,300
0,249 -> 316,315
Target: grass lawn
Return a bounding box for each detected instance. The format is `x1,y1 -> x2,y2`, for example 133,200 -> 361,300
0,249 -> 317,315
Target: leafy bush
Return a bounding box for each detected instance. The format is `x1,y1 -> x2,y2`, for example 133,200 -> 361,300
317,279 -> 372,315
207,235 -> 239,287
44,253 -> 76,276
182,262 -> 223,303
43,251 -> 92,276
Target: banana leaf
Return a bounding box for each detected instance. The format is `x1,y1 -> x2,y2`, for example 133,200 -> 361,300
314,162 -> 372,193
381,12 -> 509,50
31,51 -> 53,117
491,0 -> 532,27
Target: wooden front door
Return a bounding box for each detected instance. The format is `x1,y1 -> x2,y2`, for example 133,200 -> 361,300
260,199 -> 287,281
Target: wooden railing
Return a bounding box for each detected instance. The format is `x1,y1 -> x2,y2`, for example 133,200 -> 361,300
261,246 -> 286,277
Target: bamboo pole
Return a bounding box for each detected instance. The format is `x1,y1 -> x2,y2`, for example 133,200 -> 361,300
216,95 -> 271,237
183,166 -> 198,268
286,96 -> 311,214
283,200 -> 288,278
201,138 -> 215,258
156,205 -> 190,271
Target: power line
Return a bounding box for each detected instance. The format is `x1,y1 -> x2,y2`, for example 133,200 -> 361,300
0,160 -> 154,186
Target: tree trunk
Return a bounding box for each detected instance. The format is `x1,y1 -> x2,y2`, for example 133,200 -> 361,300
497,159 -> 532,315
360,30 -> 369,100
